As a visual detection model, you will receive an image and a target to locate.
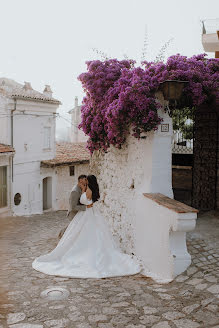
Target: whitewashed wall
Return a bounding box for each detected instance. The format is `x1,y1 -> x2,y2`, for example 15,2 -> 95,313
11,100 -> 59,216
90,107 -> 173,254
13,161 -> 42,215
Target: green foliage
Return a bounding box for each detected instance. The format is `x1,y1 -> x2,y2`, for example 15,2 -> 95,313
172,108 -> 195,140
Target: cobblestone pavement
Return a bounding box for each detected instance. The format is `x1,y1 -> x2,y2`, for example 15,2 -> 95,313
0,210 -> 219,328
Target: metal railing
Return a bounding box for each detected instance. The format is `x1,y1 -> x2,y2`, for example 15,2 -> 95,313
172,108 -> 194,154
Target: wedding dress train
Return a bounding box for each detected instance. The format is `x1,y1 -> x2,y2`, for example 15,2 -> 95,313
32,192 -> 141,278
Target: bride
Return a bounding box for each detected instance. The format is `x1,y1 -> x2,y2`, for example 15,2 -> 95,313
32,175 -> 141,278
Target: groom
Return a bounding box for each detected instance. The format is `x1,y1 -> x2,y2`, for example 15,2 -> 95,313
58,175 -> 87,239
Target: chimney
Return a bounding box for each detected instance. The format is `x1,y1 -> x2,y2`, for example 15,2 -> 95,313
23,82 -> 33,91
43,85 -> 53,98
75,96 -> 78,107
0,80 -> 7,93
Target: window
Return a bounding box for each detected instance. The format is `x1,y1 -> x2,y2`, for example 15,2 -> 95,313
0,166 -> 7,208
69,166 -> 75,176
43,127 -> 51,149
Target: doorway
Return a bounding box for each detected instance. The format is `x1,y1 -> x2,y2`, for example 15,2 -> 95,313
43,177 -> 52,210
172,101 -> 219,211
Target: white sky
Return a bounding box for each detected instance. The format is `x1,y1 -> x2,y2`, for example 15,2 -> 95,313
0,0 -> 218,134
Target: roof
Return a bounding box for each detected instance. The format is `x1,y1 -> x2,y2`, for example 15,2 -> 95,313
41,142 -> 90,167
0,78 -> 61,105
0,144 -> 15,154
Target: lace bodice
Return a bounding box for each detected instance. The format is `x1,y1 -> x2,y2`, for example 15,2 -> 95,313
80,192 -> 93,206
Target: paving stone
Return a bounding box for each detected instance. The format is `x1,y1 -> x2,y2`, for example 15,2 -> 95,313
152,322 -> 171,328
76,324 -> 92,328
139,315 -> 160,325
201,297 -> 215,306
186,278 -> 203,285
158,293 -> 174,300
110,314 -> 132,325
206,304 -> 218,312
126,307 -> 139,315
88,315 -> 108,323
193,310 -> 219,325
48,305 -> 65,310
186,267 -> 198,275
68,312 -> 85,322
111,301 -> 130,307
173,319 -> 200,328
195,283 -> 208,290
175,275 -> 189,282
1,211 -> 219,328
182,304 -> 199,314
9,325 -> 43,328
205,275 -> 218,283
102,307 -> 119,315
44,319 -> 69,327
143,306 -> 158,314
7,313 -> 26,325
162,311 -> 185,320
207,284 -> 219,294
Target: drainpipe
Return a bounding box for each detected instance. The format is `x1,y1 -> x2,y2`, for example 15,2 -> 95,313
11,98 -> 17,182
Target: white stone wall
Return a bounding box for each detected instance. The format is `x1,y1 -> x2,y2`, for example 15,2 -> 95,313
90,108 -> 173,254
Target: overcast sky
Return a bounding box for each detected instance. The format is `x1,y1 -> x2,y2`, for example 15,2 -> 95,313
0,0 -> 218,134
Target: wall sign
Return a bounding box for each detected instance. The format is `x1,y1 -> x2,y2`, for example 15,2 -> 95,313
161,123 -> 169,132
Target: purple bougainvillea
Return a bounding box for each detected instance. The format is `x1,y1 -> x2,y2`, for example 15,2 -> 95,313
78,54 -> 219,153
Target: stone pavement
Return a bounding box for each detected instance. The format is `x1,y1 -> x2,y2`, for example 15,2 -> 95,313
0,210 -> 218,328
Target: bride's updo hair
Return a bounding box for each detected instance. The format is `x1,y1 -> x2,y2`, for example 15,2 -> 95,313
87,175 -> 100,203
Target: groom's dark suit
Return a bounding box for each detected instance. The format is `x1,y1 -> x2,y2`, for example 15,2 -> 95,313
58,184 -> 86,239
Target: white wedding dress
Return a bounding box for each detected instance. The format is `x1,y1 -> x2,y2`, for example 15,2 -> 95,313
32,192 -> 141,278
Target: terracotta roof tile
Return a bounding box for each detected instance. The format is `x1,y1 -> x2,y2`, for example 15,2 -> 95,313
10,88 -> 61,104
0,144 -> 15,154
0,78 -> 61,104
41,142 -> 90,167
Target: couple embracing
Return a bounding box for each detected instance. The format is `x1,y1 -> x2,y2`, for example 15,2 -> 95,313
32,175 -> 141,278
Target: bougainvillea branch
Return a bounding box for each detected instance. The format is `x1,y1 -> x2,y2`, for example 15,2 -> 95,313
78,54 -> 219,153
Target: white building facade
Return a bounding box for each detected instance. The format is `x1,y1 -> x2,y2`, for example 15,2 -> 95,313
69,97 -> 88,143
0,144 -> 14,217
0,78 -> 60,216
41,142 -> 90,211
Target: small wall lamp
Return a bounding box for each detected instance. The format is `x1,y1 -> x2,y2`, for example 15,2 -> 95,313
159,80 -> 189,116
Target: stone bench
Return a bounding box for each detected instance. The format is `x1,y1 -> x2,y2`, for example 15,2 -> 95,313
134,193 -> 198,283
